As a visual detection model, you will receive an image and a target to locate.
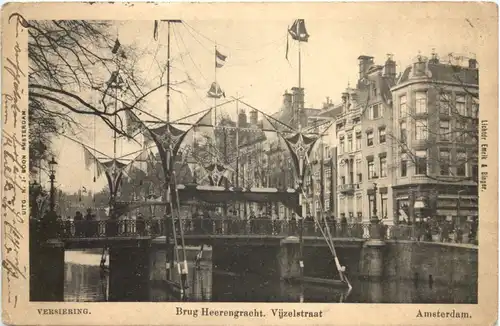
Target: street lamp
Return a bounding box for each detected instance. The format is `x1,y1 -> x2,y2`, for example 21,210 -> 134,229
48,156 -> 58,213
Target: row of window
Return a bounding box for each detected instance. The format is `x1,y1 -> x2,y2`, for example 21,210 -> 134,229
338,194 -> 389,219
400,150 -> 477,178
399,92 -> 478,118
339,155 -> 388,184
339,127 -> 387,153
400,119 -> 472,142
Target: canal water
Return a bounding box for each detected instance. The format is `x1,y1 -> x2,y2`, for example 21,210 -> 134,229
64,249 -> 477,304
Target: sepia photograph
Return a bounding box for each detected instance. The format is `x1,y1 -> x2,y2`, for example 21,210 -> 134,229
2,2 -> 497,325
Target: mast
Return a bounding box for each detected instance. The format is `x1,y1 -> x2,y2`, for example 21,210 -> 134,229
236,94 -> 240,217
164,19 -> 182,284
214,43 -> 218,125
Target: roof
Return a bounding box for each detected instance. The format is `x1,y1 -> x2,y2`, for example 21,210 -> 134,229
396,62 -> 479,86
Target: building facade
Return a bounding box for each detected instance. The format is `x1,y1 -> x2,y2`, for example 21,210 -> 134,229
390,53 -> 479,224
333,55 -> 397,223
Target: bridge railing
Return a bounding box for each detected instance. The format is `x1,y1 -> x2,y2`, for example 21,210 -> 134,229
33,219 -> 470,243
40,218 -> 372,239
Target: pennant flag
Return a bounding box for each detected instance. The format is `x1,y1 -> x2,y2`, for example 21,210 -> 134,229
207,82 -> 225,99
111,38 -> 121,54
154,20 -> 159,40
282,132 -> 319,184
215,49 -> 227,68
125,109 -> 147,136
125,148 -> 152,175
288,19 -> 309,42
82,145 -> 106,178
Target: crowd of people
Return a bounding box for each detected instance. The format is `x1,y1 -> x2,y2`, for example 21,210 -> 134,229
31,206 -> 478,245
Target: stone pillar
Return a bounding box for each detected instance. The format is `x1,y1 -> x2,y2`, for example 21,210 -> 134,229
109,245 -> 151,301
359,220 -> 386,280
30,241 -> 65,301
278,236 -> 301,280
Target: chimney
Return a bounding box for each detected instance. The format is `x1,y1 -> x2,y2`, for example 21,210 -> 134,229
358,55 -> 374,79
383,54 -> 396,79
250,109 -> 258,125
291,87 -> 304,110
468,58 -> 477,69
429,49 -> 439,64
238,109 -> 247,127
283,90 -> 293,111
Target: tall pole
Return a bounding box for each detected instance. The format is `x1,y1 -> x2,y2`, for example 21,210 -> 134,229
164,19 -> 182,282
214,43 -> 218,125
236,96 -> 240,216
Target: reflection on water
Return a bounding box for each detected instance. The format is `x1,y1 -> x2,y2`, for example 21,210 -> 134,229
64,250 -> 476,303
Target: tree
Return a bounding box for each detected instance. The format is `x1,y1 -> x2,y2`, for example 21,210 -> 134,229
15,17 -> 169,171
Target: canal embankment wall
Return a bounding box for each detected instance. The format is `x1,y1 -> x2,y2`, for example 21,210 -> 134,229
382,241 -> 478,286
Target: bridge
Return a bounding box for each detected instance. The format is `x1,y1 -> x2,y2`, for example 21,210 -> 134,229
33,218 -> 422,249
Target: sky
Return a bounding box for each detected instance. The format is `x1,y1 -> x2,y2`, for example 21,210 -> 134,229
46,14 -> 483,193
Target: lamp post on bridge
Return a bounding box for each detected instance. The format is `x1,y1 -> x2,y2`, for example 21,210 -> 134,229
48,156 -> 58,213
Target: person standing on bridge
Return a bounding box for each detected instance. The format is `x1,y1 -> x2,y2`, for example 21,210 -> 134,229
340,214 -> 348,237
136,213 -> 145,236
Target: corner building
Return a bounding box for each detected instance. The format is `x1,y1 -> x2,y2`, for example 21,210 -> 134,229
390,54 -> 479,224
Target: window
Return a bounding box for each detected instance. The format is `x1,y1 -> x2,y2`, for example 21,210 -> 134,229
439,94 -> 450,115
401,158 -> 407,177
471,164 -> 478,182
370,104 -> 380,119
380,157 -> 387,177
415,91 -> 427,114
440,150 -> 450,175
341,176 -> 345,185
379,127 -> 386,143
381,195 -> 388,219
347,135 -> 353,152
358,173 -> 363,182
367,158 -> 375,179
456,151 -> 467,176
325,199 -> 330,211
415,150 -> 427,175
355,132 -> 362,150
440,120 -> 450,141
367,131 -> 374,146
373,86 -> 377,97
325,146 -> 331,158
400,95 -> 407,118
400,121 -> 407,143
455,121 -> 467,142
456,95 -> 466,116
472,97 -> 479,117
368,195 -> 376,217
325,168 -> 331,179
415,120 -> 428,140
339,137 -> 345,153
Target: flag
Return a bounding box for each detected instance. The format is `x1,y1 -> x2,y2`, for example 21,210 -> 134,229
207,82 -> 225,99
215,49 -> 227,68
111,38 -> 121,54
82,186 -> 87,194
125,109 -> 146,136
154,20 -> 159,40
288,19 -> 309,42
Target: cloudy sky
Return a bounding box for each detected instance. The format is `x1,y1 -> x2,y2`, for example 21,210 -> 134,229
47,9 -> 483,193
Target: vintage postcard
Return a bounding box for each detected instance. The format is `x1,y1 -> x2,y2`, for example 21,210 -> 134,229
1,1 -> 498,325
